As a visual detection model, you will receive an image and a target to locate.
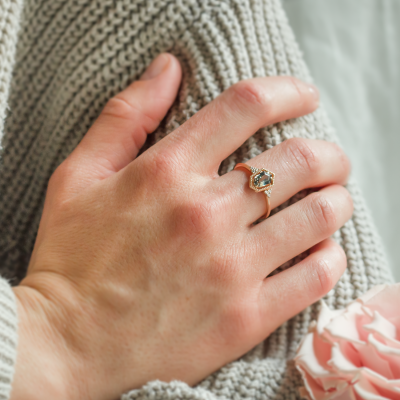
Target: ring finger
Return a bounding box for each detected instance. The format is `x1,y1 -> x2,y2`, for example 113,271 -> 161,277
248,184 -> 353,278
212,137 -> 351,225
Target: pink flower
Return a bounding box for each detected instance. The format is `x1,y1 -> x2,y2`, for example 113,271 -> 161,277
295,284 -> 400,400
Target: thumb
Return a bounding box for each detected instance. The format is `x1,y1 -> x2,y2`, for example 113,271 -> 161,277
51,53 -> 182,198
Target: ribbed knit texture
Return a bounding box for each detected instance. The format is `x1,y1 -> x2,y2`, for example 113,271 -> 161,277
0,1 -> 22,398
0,0 -> 394,399
0,0 -> 22,142
0,281 -> 17,400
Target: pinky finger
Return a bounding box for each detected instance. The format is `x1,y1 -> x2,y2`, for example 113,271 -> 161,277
259,239 -> 347,331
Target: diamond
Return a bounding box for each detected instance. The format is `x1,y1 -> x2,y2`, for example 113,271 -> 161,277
253,171 -> 272,188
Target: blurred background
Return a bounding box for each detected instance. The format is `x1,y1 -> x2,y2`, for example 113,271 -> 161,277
283,0 -> 400,281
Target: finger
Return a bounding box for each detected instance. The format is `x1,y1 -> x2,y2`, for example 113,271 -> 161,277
258,239 -> 346,336
52,53 -> 182,197
153,76 -> 319,175
213,138 -> 351,224
247,185 -> 353,277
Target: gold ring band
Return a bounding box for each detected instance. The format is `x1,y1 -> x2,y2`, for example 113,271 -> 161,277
234,163 -> 275,219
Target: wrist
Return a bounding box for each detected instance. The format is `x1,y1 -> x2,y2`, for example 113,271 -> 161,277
10,285 -> 83,400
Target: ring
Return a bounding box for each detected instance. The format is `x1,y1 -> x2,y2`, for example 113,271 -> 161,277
234,163 -> 275,219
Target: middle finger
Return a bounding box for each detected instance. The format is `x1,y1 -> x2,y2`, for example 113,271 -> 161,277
211,138 -> 350,225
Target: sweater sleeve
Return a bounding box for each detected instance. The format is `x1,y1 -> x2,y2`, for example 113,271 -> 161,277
0,0 -> 23,399
0,279 -> 18,400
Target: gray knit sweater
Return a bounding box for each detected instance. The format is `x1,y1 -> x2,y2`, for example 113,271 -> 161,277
0,0 -> 394,399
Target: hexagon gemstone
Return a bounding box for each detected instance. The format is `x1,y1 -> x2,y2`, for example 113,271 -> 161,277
254,171 -> 272,188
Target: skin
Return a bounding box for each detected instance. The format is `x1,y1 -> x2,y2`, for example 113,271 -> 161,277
10,53 -> 353,400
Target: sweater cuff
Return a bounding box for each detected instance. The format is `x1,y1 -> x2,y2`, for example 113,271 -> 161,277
0,279 -> 18,400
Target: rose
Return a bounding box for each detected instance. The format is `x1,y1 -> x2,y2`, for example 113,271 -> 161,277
295,284 -> 400,400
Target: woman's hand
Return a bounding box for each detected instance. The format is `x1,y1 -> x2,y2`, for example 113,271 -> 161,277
11,53 -> 352,400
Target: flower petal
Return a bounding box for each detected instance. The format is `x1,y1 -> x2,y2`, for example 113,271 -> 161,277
352,339 -> 394,379
318,302 -> 344,336
362,368 -> 400,387
326,303 -> 370,345
328,343 -> 359,376
359,284 -> 400,322
353,376 -> 390,400
364,312 -> 397,341
331,386 -> 357,400
297,367 -> 338,400
368,335 -> 400,379
296,333 -> 332,378
360,368 -> 400,398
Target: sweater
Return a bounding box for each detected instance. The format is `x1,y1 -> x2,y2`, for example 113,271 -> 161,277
0,0 -> 394,399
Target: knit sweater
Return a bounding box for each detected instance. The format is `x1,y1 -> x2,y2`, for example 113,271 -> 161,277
0,0 -> 394,399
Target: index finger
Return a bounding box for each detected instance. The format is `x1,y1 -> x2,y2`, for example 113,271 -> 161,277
155,76 -> 319,176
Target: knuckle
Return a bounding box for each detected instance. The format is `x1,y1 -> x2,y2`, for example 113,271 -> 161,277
47,160 -> 75,205
343,187 -> 354,215
180,198 -> 219,237
102,96 -> 138,120
230,79 -> 272,111
48,167 -> 61,189
334,243 -> 347,270
287,76 -> 304,101
312,258 -> 335,297
153,150 -> 179,174
144,148 -> 182,185
332,142 -> 351,177
285,137 -> 320,178
48,160 -> 70,188
309,192 -> 337,234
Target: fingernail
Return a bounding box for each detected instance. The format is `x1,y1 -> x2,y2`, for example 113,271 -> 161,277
307,83 -> 320,104
141,54 -> 170,81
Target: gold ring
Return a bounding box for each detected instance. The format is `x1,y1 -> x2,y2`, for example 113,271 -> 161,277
234,163 -> 275,219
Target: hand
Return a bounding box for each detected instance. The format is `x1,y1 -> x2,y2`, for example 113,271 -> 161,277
11,53 -> 352,400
